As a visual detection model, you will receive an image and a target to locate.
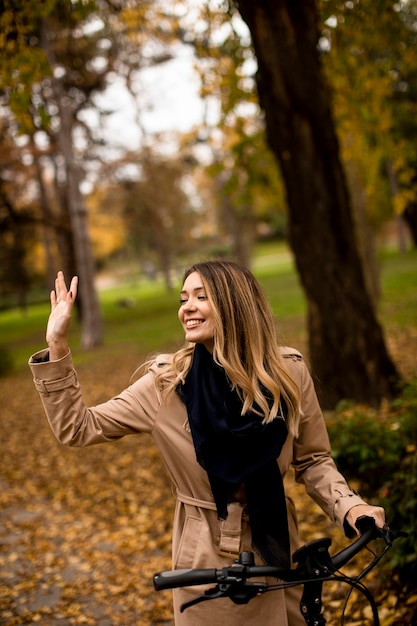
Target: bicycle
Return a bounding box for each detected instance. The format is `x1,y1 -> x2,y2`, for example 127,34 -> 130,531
153,516 -> 407,625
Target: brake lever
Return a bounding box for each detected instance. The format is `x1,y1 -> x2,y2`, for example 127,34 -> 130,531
381,524 -> 408,546
180,586 -> 226,612
355,516 -> 408,547
179,580 -> 268,612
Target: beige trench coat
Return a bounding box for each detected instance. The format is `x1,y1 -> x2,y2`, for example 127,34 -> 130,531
29,347 -> 366,626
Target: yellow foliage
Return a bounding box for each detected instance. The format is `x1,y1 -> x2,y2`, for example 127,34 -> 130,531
86,192 -> 126,261
89,213 -> 126,260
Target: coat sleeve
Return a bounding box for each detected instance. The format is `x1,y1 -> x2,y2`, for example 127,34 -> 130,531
290,356 -> 366,533
29,349 -> 161,447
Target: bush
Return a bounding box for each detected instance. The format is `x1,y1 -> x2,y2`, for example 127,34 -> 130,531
0,345 -> 13,376
326,381 -> 417,583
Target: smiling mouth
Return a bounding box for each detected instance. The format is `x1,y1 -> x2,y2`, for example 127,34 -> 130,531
186,320 -> 204,328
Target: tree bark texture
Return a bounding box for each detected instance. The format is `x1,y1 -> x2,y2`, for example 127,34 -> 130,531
403,203 -> 417,247
236,0 -> 401,407
40,19 -> 103,349
56,99 -> 103,348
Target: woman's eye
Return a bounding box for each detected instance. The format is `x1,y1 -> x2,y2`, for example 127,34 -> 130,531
179,293 -> 207,304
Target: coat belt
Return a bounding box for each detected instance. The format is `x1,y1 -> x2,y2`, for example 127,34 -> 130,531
176,490 -> 245,557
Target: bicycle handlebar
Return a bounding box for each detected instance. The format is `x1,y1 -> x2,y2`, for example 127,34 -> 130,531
331,515 -> 380,570
154,566 -> 220,591
153,516 -> 406,622
153,516 -> 400,592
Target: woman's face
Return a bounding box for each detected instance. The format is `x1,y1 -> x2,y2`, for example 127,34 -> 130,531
178,271 -> 215,351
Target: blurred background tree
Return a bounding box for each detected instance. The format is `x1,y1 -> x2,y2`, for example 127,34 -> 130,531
89,147 -> 197,290
0,0 -> 416,406
0,0 -> 107,346
320,0 -> 417,289
0,0 -> 185,346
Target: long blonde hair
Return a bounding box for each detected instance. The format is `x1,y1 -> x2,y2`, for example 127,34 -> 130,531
154,260 -> 301,437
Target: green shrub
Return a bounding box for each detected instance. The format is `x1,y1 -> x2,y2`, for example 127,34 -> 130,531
326,381 -> 417,582
0,345 -> 13,376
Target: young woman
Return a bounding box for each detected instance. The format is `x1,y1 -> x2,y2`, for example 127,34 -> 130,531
29,261 -> 385,626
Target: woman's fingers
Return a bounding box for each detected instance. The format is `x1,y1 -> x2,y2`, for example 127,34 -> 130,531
55,270 -> 68,301
68,275 -> 78,301
46,272 -> 78,346
51,272 -> 78,308
346,504 -> 386,535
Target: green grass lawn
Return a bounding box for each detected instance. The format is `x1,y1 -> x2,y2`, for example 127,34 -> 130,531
0,243 -> 415,373
378,248 -> 417,327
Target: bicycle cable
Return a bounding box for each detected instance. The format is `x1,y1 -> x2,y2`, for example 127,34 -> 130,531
338,532 -> 395,625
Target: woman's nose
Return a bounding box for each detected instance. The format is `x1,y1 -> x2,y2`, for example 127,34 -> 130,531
184,298 -> 197,311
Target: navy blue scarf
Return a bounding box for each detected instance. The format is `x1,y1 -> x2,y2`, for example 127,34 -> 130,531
178,344 -> 290,568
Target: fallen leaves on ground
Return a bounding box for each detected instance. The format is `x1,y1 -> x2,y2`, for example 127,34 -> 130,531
0,349 -> 415,625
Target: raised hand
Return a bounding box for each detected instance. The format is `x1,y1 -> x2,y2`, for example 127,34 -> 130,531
46,271 -> 78,360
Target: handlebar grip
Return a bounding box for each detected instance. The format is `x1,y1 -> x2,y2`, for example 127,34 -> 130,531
355,515 -> 376,535
332,516 -> 377,570
153,568 -> 218,591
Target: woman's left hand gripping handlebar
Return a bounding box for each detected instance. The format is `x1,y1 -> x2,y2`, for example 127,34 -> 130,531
345,503 -> 386,537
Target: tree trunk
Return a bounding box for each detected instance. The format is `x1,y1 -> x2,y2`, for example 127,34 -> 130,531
386,158 -> 409,253
217,176 -> 253,267
56,99 -> 103,348
50,153 -> 78,287
40,19 -> 103,349
236,0 -> 401,407
345,160 -> 380,306
403,203 -> 417,247
30,136 -> 57,290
